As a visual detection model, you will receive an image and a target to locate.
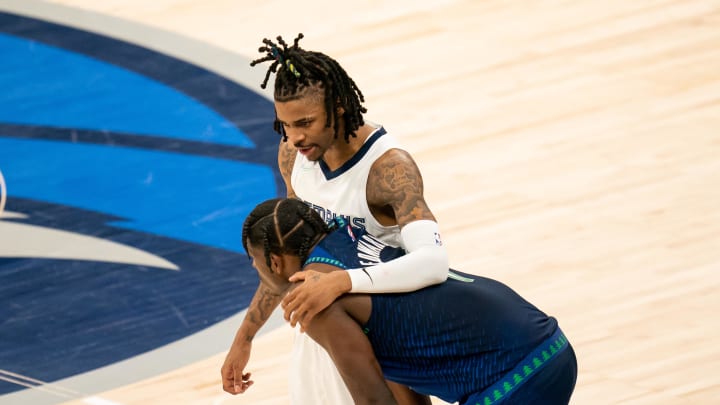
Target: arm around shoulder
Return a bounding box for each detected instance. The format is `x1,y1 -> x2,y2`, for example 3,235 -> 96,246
350,149 -> 449,293
347,219 -> 449,293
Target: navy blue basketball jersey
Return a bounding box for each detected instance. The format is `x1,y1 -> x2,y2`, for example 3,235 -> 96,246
304,218 -> 406,270
305,219 -> 562,404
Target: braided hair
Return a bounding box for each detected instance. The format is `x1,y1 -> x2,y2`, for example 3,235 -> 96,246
242,198 -> 334,268
250,33 -> 367,143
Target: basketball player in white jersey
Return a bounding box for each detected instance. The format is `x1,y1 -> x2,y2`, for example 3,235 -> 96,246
221,34 -> 449,404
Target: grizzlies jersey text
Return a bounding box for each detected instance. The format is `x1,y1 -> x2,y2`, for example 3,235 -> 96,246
301,201 -> 366,230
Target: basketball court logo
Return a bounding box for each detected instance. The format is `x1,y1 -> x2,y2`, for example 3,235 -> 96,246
0,11 -> 281,397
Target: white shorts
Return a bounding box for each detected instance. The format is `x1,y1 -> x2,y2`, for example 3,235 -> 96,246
288,329 -> 354,405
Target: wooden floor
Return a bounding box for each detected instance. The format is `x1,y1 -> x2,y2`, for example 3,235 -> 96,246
7,0 -> 720,403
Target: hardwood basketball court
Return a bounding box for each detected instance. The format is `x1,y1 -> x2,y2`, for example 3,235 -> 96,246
1,0 -> 718,404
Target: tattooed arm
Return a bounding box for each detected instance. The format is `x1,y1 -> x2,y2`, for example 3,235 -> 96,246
220,139 -> 298,395
347,148 -> 448,290
283,148 -> 448,325
366,148 -> 435,226
221,285 -> 282,394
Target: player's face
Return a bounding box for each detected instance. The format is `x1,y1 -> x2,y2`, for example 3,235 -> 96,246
246,243 -> 287,293
274,94 -> 337,162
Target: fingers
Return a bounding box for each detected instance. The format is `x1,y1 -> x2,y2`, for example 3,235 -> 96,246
281,288 -> 324,329
228,371 -> 254,394
298,307 -> 319,332
289,308 -> 308,329
221,344 -> 255,395
222,366 -> 237,394
282,288 -> 307,324
282,291 -> 298,322
222,366 -> 253,395
222,370 -> 234,394
233,366 -> 241,394
283,304 -> 308,329
235,372 -> 254,394
288,272 -> 306,282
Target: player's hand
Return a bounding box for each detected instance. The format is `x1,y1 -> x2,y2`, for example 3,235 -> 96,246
221,339 -> 254,394
282,270 -> 351,332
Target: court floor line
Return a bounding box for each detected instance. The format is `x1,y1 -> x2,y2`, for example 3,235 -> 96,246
0,0 -> 273,99
0,307 -> 286,405
0,369 -> 123,405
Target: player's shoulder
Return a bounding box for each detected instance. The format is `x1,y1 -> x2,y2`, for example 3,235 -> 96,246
278,139 -> 297,184
278,139 -> 296,165
369,148 -> 423,180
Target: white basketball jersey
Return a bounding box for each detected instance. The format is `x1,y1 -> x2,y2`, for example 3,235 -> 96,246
291,125 -> 403,247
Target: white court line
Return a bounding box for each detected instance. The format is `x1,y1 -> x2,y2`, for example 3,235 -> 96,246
0,369 -> 123,405
82,397 -> 123,405
0,168 -> 6,217
0,374 -> 73,399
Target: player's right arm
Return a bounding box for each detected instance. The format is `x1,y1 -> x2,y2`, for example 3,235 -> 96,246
220,139 -> 297,394
305,295 -> 399,405
283,149 -> 448,329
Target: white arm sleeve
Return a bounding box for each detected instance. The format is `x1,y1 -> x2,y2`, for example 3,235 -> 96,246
347,220 -> 449,293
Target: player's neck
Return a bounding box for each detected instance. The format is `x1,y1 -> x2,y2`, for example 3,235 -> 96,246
322,124 -> 375,171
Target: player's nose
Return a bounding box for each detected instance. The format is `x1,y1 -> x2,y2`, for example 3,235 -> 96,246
284,127 -> 305,145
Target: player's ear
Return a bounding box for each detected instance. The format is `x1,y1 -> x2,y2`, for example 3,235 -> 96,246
269,253 -> 283,275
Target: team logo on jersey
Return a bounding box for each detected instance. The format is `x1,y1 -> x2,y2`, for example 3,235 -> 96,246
0,12 -> 280,394
346,223 -> 357,242
357,233 -> 387,266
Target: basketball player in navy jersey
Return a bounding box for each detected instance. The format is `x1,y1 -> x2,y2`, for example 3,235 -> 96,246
242,198 -> 578,405
221,34 -> 448,404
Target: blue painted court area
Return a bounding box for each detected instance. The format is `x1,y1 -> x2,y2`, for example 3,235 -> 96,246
0,11 -> 281,396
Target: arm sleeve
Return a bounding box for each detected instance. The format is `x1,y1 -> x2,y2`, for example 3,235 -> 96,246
347,220 -> 449,293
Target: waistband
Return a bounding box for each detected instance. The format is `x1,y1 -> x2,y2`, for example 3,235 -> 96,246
468,328 -> 569,405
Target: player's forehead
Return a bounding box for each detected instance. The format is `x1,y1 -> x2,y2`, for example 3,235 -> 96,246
274,95 -> 326,121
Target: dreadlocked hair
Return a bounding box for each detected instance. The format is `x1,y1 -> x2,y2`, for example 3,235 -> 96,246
242,198 -> 333,268
249,33 -> 367,143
